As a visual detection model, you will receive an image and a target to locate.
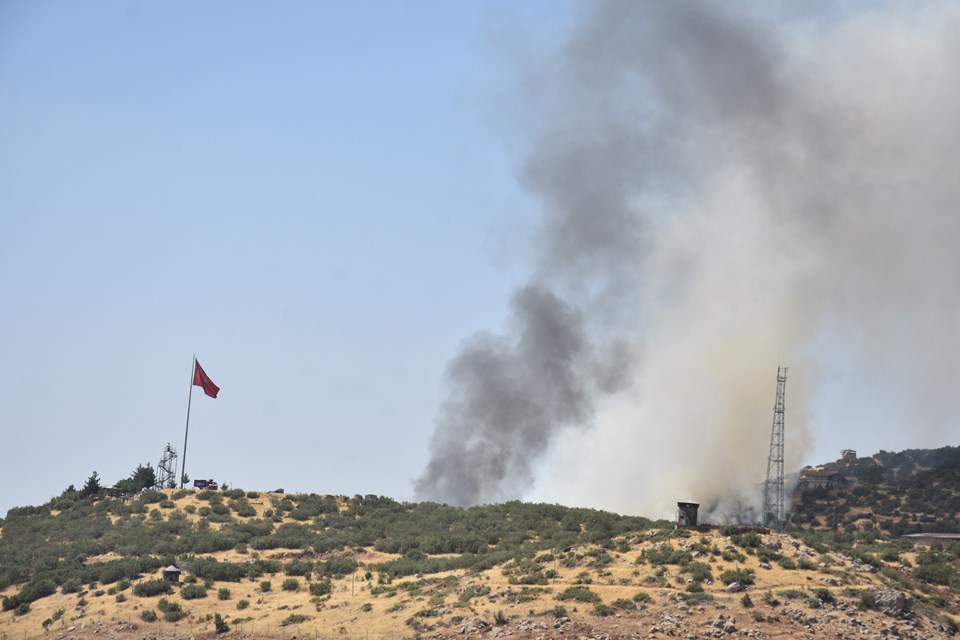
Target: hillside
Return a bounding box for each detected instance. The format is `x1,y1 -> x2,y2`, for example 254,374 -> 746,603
2,451 -> 960,639
792,446 -> 960,535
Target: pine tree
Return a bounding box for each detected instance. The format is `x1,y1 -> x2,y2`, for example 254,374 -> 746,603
80,471 -> 102,498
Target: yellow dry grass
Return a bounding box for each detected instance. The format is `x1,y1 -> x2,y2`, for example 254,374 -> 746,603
0,525 -> 900,640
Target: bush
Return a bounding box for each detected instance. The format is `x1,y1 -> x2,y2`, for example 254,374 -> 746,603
281,577 -> 300,592
157,597 -> 179,613
214,612 -> 229,633
309,580 -> 332,596
593,603 -> 615,616
132,580 -> 173,597
115,593 -> 127,603
686,561 -> 712,583
633,591 -> 652,604
14,602 -> 30,616
493,610 -> 508,625
164,609 -> 186,622
237,599 -> 249,610
260,580 -> 272,593
361,602 -> 373,612
741,593 -> 754,608
279,614 -> 310,626
556,586 -> 601,603
720,568 -> 755,586
217,587 -> 231,600
181,584 -> 207,599
612,597 -> 636,610
140,609 -> 157,622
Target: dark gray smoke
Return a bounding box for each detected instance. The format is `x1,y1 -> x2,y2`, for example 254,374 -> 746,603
417,0 -> 960,513
415,285 -> 593,505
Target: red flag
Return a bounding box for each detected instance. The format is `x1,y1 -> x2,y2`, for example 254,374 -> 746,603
193,359 -> 220,399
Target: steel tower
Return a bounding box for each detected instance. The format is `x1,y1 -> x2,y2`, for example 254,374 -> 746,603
762,366 -> 788,531
156,443 -> 178,490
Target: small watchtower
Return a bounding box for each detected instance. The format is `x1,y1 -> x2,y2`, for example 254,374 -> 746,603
162,565 -> 182,583
677,500 -> 700,527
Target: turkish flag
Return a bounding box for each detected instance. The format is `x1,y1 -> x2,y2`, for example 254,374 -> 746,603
193,360 -> 220,398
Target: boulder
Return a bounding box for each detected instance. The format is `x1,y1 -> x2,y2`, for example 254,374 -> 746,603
874,590 -> 913,619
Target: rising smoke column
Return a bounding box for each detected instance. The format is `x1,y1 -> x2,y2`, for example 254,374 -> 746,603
417,1 -> 960,513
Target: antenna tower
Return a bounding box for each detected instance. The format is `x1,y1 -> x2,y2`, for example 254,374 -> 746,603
762,366 -> 788,532
156,443 -> 178,490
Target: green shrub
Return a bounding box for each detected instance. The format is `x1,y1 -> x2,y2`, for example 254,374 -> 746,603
259,580 -> 272,593
163,609 -> 186,622
741,593 -> 754,608
157,597 -> 180,613
140,609 -> 157,622
281,577 -> 300,592
593,603 -> 615,616
813,588 -> 835,604
493,610 -> 508,625
132,580 -> 173,597
285,560 -> 313,577
642,544 -> 692,566
556,586 -> 600,603
309,580 -> 332,596
181,584 -> 207,599
279,613 -> 310,626
720,568 -> 755,586
217,587 -> 231,600
632,591 -> 652,603
731,532 -> 762,548
237,599 -> 249,610
214,612 -> 229,633
680,592 -> 714,604
361,602 -> 373,612
612,597 -> 636,610
14,602 -> 30,616
115,593 -> 127,603
686,561 -> 712,583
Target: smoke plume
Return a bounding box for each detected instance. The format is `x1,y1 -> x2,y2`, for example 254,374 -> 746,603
416,1 -> 960,515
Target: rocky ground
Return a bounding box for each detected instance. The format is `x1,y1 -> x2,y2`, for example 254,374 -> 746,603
33,587 -> 953,640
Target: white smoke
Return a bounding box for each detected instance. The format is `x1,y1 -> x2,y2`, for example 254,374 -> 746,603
418,1 -> 960,517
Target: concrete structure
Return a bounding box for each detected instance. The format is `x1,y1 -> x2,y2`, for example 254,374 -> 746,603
842,449 -> 857,461
797,471 -> 848,490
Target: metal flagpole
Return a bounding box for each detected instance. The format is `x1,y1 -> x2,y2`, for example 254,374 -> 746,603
180,355 -> 196,489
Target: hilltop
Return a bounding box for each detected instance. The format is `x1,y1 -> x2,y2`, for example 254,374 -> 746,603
2,449 -> 960,639
792,446 -> 960,535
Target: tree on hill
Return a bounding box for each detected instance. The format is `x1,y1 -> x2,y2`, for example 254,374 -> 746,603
80,471 -> 102,498
116,464 -> 157,493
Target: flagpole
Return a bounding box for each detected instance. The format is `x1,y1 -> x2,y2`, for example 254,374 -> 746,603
180,355 -> 196,489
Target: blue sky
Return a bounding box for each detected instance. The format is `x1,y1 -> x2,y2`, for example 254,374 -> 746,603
0,1 -> 575,513
3,1 -> 957,518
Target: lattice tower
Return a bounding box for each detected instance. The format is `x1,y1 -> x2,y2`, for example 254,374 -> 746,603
762,366 -> 788,532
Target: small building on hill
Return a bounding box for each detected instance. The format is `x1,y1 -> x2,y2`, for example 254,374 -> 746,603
677,500 -> 700,527
162,565 -> 182,583
842,449 -> 857,461
797,470 -> 848,490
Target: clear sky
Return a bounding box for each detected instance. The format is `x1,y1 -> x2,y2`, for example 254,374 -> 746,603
0,0 -> 570,513
3,1 -> 958,518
